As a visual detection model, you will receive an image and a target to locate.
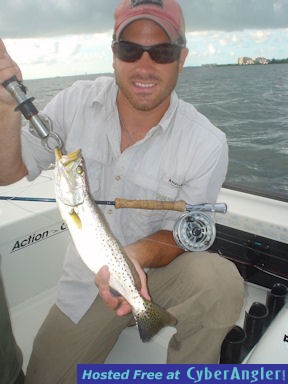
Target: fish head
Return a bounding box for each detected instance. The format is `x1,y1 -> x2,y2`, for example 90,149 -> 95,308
54,148 -> 87,207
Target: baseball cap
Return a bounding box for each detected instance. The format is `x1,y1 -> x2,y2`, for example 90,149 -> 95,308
113,0 -> 186,45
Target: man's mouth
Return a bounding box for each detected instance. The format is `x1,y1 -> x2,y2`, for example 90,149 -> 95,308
134,82 -> 155,89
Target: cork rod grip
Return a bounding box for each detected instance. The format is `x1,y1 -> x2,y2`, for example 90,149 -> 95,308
114,198 -> 186,211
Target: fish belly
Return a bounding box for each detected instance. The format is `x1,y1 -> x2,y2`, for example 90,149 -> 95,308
60,200 -> 141,303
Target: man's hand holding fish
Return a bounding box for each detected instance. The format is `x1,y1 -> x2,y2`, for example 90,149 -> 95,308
96,257 -> 150,317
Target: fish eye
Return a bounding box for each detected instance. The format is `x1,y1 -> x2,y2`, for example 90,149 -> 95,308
76,165 -> 83,174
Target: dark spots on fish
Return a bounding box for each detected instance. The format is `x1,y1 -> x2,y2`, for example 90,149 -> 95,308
134,298 -> 177,342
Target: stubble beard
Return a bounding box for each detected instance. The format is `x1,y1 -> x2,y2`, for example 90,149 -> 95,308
115,70 -> 177,112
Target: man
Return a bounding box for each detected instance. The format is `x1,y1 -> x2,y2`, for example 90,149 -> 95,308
0,0 -> 244,383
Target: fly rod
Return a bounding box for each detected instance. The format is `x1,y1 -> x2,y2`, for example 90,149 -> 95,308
0,196 -> 226,213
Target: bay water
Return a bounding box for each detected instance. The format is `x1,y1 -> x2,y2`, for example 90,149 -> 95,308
25,64 -> 288,197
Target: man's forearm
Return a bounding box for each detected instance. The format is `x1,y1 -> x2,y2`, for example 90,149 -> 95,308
125,230 -> 184,268
0,104 -> 27,185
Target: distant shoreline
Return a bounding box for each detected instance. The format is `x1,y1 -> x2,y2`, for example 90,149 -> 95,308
202,61 -> 288,68
25,61 -> 287,81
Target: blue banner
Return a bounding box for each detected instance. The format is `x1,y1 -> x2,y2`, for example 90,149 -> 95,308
77,364 -> 287,384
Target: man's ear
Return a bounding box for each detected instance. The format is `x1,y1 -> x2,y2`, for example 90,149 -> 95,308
178,47 -> 189,73
111,44 -> 116,69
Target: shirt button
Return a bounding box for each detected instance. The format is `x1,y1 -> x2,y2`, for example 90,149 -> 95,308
115,175 -> 121,181
107,209 -> 113,215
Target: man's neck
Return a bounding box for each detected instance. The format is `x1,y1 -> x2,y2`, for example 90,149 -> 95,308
117,93 -> 170,138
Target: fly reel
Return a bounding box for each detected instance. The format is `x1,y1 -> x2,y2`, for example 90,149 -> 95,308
173,211 -> 216,252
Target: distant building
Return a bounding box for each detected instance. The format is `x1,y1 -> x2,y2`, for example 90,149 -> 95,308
238,56 -> 270,65
238,57 -> 254,65
254,57 -> 270,65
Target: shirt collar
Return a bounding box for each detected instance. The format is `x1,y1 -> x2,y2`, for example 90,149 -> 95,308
89,77 -> 118,108
158,91 -> 179,131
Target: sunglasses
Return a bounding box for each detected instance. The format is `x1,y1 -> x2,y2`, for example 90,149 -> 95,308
112,41 -> 183,64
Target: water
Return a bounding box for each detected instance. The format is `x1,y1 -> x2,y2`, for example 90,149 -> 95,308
25,64 -> 288,196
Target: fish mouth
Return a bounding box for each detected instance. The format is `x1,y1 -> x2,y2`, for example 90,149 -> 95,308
54,147 -> 63,160
55,148 -> 82,166
54,148 -> 85,206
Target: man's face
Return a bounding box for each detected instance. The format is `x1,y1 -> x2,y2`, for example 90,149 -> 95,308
113,19 -> 188,113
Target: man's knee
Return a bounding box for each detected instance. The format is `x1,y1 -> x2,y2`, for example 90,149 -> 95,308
177,252 -> 244,327
200,253 -> 244,327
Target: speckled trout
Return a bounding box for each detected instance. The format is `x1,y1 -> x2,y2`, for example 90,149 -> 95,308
54,148 -> 176,342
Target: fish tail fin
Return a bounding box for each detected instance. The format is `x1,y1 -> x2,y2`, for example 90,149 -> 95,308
134,299 -> 177,342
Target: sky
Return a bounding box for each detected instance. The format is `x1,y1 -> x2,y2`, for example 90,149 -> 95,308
1,0 -> 288,79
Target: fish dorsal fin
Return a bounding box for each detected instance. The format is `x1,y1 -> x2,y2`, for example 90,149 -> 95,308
69,209 -> 82,229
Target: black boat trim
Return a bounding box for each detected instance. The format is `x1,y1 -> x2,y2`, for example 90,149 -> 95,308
211,223 -> 288,289
223,182 -> 288,203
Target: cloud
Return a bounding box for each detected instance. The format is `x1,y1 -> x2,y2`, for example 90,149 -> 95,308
249,30 -> 271,44
5,32 -> 114,79
0,0 -> 118,38
180,0 -> 288,31
2,1 -> 288,79
1,0 -> 288,38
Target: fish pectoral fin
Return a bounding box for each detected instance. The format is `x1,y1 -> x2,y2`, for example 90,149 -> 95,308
69,209 -> 82,229
134,299 -> 177,342
109,287 -> 121,297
